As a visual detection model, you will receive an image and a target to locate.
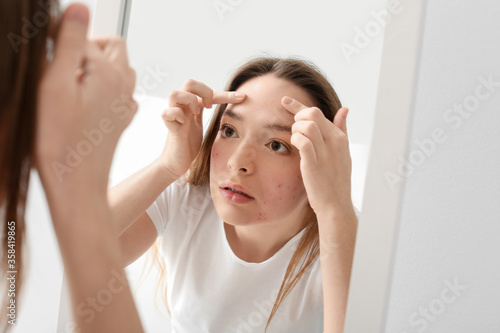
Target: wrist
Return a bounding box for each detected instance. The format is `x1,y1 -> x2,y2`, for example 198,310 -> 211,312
316,197 -> 354,219
37,153 -> 111,195
152,158 -> 184,185
37,165 -> 109,220
316,202 -> 357,240
47,187 -> 110,224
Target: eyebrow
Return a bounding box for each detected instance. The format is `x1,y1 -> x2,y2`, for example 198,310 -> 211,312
222,109 -> 292,134
222,109 -> 243,121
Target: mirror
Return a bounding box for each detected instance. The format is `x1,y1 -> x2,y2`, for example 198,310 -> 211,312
113,1 -> 386,331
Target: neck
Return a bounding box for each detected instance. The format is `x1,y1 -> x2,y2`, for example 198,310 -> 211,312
224,210 -> 310,263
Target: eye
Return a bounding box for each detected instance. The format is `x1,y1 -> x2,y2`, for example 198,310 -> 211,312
267,140 -> 290,153
220,124 -> 238,138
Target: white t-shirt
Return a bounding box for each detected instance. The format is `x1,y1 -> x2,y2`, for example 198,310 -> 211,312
146,178 -> 359,333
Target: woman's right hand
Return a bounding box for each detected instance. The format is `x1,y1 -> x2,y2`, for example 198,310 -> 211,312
158,79 -> 246,179
34,5 -> 145,332
36,3 -> 137,195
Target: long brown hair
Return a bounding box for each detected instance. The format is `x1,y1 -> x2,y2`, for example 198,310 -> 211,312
149,57 -> 342,329
0,0 -> 59,330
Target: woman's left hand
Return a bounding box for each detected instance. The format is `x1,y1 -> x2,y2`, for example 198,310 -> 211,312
282,96 -> 353,218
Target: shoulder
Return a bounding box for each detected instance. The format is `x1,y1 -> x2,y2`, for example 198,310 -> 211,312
155,175 -> 212,210
146,175 -> 213,236
173,179 -> 213,221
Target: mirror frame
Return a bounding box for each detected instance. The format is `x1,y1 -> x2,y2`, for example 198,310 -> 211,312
344,0 -> 427,331
91,0 -> 132,38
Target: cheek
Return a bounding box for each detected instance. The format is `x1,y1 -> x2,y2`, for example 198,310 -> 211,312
259,168 -> 306,208
256,177 -> 306,222
210,142 -> 226,174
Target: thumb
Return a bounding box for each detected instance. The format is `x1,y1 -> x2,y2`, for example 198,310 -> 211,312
334,107 -> 349,136
51,3 -> 89,78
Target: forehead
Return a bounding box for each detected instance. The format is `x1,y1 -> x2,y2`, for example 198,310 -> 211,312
225,75 -> 315,122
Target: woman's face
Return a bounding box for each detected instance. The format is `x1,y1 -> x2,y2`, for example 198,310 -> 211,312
210,74 -> 316,227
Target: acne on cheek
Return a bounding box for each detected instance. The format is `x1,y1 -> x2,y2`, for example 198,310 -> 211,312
266,182 -> 302,203
257,212 -> 267,221
257,181 -> 304,221
210,146 -> 223,168
275,184 -> 290,200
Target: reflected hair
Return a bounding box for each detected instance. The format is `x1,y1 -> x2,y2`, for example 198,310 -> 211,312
148,57 -> 342,330
0,0 -> 59,331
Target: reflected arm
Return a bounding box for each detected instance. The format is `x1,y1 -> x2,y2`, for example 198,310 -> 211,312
317,204 -> 358,333
109,159 -> 177,236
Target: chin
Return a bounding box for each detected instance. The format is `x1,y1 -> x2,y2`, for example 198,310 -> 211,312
213,198 -> 252,225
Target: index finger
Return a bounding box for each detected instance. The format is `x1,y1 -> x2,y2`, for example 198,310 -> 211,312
281,96 -> 308,115
212,91 -> 246,105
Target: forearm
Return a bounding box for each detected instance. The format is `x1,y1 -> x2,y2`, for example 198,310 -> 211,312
42,182 -> 143,332
109,159 -> 177,235
317,204 -> 358,333
58,210 -> 143,332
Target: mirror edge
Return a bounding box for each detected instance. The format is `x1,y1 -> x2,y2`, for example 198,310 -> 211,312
91,0 -> 131,37
344,0 -> 428,331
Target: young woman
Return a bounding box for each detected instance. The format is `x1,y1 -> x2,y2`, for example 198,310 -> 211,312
112,58 -> 359,332
1,2 -> 143,331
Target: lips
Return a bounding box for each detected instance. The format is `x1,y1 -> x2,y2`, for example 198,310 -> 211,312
221,187 -> 253,199
219,183 -> 254,199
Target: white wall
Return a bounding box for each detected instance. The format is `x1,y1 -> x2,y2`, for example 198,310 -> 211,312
125,0 -> 385,141
385,1 -> 500,332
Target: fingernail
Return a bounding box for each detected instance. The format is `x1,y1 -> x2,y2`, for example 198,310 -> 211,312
283,96 -> 293,104
65,4 -> 89,26
234,92 -> 245,98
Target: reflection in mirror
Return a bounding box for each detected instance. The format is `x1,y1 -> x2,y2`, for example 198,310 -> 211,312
49,0 -> 388,332
118,0 -> 387,332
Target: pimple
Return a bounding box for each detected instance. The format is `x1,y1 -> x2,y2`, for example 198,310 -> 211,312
257,212 -> 267,221
278,184 -> 282,188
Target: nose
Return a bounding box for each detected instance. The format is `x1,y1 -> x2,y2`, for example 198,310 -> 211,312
227,142 -> 256,175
